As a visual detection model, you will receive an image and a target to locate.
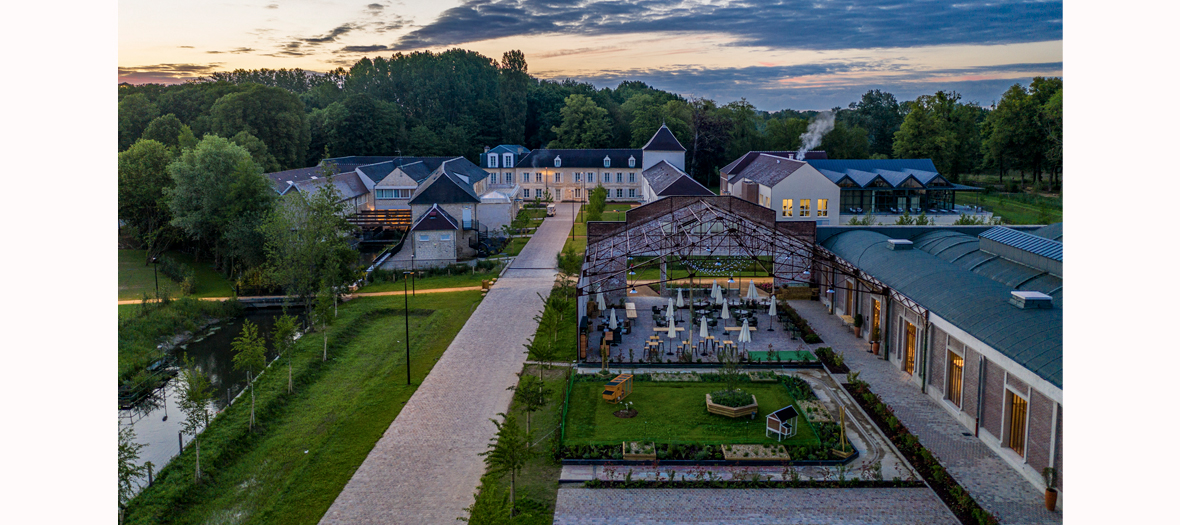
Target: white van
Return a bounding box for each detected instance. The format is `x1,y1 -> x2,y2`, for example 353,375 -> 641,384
545,203 -> 556,217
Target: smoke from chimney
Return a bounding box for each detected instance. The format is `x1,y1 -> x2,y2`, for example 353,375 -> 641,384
796,110 -> 836,160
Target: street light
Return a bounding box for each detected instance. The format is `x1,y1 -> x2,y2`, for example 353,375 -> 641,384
403,271 -> 413,385
150,256 -> 159,300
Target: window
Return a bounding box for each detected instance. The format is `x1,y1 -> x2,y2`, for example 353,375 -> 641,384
418,234 -> 430,242
616,172 -> 622,183
604,156 -> 611,167
947,350 -> 963,407
628,188 -> 636,198
782,199 -> 793,217
616,188 -> 623,198
555,189 -> 562,200
574,188 -> 582,199
554,156 -> 562,168
904,322 -> 916,374
587,172 -> 594,183
1007,392 -> 1028,456
488,154 -> 498,168
575,172 -> 581,183
800,199 -> 811,217
817,198 -> 828,217
504,154 -> 514,168
628,156 -> 636,168
490,173 -> 498,184
554,173 -> 561,183
628,172 -> 636,183
376,189 -> 409,199
439,233 -> 452,242
505,172 -> 513,184
523,172 -> 530,183
523,188 -> 530,198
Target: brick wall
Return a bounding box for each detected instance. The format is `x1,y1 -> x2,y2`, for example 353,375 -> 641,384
1026,389 -> 1054,473
961,347 -> 979,418
930,325 -> 947,394
1006,374 -> 1029,398
1054,403 -> 1063,490
983,359 -> 1004,437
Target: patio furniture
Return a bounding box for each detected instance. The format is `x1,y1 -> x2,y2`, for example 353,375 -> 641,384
724,326 -> 757,332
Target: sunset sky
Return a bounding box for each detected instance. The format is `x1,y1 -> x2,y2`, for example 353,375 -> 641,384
119,0 -> 1063,110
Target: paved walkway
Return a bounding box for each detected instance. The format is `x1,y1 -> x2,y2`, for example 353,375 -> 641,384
553,488 -> 958,524
789,299 -> 1061,525
318,204 -> 578,525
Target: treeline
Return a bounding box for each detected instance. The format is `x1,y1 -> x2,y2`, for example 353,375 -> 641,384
119,48 -> 1062,191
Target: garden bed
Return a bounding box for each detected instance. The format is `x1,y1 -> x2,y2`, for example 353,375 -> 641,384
815,347 -> 850,374
705,393 -> 759,419
722,443 -> 791,461
584,478 -> 922,489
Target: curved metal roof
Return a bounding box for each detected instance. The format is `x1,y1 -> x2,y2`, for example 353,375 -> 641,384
823,229 -> 1062,389
910,230 -> 1063,305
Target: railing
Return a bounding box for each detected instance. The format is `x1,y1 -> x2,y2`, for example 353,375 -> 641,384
347,209 -> 412,229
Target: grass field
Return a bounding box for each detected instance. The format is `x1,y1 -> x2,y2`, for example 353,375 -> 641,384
361,263 -> 502,293
576,204 -> 632,223
563,381 -> 818,446
968,193 -> 1063,225
124,291 -> 483,525
119,250 -> 236,300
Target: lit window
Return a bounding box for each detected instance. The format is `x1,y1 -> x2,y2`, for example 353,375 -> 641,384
439,233 -> 452,242
628,188 -> 636,198
488,154 -> 498,168
782,199 -> 793,217
818,199 -> 828,217
800,199 -> 811,217
628,172 -> 635,183
554,156 -> 562,168
947,350 -> 963,407
616,188 -> 623,198
604,156 -> 611,167
523,188 -> 530,198
504,154 -> 513,168
554,172 -> 561,183
418,234 -> 430,242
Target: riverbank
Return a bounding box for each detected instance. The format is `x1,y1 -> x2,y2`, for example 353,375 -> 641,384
122,290 -> 483,524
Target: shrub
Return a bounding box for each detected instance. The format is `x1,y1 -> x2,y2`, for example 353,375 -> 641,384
709,389 -> 754,407
156,254 -> 196,295
803,333 -> 820,344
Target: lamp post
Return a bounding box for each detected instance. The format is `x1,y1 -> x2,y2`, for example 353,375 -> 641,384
150,256 -> 159,300
410,254 -> 416,296
403,271 -> 412,385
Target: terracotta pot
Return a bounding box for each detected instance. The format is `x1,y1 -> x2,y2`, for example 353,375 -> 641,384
871,341 -> 880,355
1044,488 -> 1058,511
854,326 -> 862,338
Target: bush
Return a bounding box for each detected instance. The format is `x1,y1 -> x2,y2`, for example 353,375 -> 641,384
709,389 -> 754,407
803,333 -> 820,344
156,254 -> 196,295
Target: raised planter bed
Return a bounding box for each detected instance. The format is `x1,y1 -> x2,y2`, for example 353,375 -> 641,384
706,393 -> 759,419
722,443 -> 791,461
623,441 -> 657,460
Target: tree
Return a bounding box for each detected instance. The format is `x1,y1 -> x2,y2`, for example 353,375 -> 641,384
819,122 -> 871,159
586,185 -> 608,221
549,94 -> 611,148
118,426 -> 151,508
621,93 -> 690,148
319,93 -> 406,157
893,91 -> 982,181
499,50 -> 529,144
765,118 -> 808,151
685,97 -> 733,187
479,413 -> 535,516
168,135 -> 274,273
981,84 -> 1035,187
718,99 -> 762,161
510,373 -> 551,433
272,314 -> 299,394
141,114 -> 187,151
232,319 -> 267,430
846,90 -> 904,157
177,355 -> 213,481
208,83 -> 310,169
119,93 -> 160,151
229,130 -> 281,173
313,285 -> 335,361
119,139 -> 178,258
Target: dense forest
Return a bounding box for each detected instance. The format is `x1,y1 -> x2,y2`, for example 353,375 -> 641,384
118,48 -> 1062,283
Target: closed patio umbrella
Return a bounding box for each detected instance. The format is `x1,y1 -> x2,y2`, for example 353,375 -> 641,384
667,311 -> 677,342
746,280 -> 759,301
712,283 -> 723,304
596,285 -> 606,312
676,288 -> 685,308
666,297 -> 675,320
721,301 -> 730,320
699,316 -> 708,339
609,308 -> 618,330
739,318 -> 751,344
769,299 -> 777,317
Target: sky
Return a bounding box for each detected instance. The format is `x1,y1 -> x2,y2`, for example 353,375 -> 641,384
119,0 -> 1063,111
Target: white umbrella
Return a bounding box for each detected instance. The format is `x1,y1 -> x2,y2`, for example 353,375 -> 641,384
596,290 -> 606,312
609,308 -> 618,330
712,283 -> 723,304
746,280 -> 759,301
676,288 -> 684,308
699,316 -> 708,339
667,310 -> 677,342
721,301 -> 730,320
739,318 -> 751,344
769,299 -> 777,317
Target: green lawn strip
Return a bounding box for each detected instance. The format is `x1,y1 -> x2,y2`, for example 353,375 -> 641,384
118,298 -> 243,383
746,350 -> 814,362
504,236 -> 531,257
362,263 -> 503,293
525,284 -> 577,364
124,291 -> 482,525
119,249 -> 182,300
563,381 -> 818,446
974,194 -> 1063,225
166,251 -> 236,298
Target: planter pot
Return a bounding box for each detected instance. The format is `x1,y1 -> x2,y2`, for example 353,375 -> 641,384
854,326 -> 862,338
871,341 -> 880,355
1045,488 -> 1058,511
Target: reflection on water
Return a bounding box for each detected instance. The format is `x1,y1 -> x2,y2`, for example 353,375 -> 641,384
118,309 -> 303,492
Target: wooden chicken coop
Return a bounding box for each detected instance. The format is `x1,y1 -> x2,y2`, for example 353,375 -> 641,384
766,405 -> 799,441
601,373 -> 633,404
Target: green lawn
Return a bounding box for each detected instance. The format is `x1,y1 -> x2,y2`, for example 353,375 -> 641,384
125,291 -> 483,525
576,204 -> 632,223
525,284 -> 577,364
968,193 -> 1063,225
504,236 -> 530,257
563,381 -> 818,446
747,350 -> 814,362
119,249 -> 235,300
361,263 -> 502,293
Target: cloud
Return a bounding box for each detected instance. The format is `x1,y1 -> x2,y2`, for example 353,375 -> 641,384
391,0 -> 1062,52
206,47 -> 256,54
265,3 -> 278,9
303,24 -> 356,44
118,63 -> 223,84
176,45 -> 194,49
367,3 -> 384,10
340,44 -> 393,53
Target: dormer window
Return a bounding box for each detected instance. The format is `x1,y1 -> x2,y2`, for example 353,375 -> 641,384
504,153 -> 514,168
554,155 -> 562,168
488,154 -> 498,168
604,156 -> 611,168
628,156 -> 636,168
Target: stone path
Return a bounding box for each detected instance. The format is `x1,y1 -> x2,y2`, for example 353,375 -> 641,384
789,299 -> 1061,525
553,488 -> 958,524
318,204 -> 578,525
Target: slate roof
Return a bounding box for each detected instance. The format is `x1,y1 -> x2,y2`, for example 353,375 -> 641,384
407,158 -> 487,205
517,148 -> 642,169
721,151 -> 828,176
290,171 -> 369,201
480,145 -> 530,168
642,161 -> 712,196
321,156 -> 402,173
726,154 -> 811,187
804,159 -> 976,191
823,229 -> 1062,389
409,203 -> 459,231
266,165 -> 337,193
642,124 -> 687,152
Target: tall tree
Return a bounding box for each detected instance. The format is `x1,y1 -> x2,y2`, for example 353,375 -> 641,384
893,91 -> 982,180
319,93 -> 406,157
685,98 -> 733,187
981,84 -> 1035,186
479,413 -> 535,516
231,320 -> 267,430
820,122 -> 871,159
765,118 -> 808,151
718,99 -> 762,161
119,93 -> 160,151
549,94 -> 611,148
119,139 -> 178,258
621,94 -> 690,148
177,355 -> 213,482
208,83 -> 310,169
846,90 -> 904,157
229,130 -> 281,173
118,426 -> 151,508
499,50 -> 529,144
140,114 -> 187,151
511,374 -> 551,434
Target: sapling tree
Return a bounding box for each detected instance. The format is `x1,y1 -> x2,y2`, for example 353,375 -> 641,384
511,374 -> 551,433
118,425 -> 151,508
314,286 -> 334,361
177,355 -> 213,481
232,319 -> 267,430
271,313 -> 298,394
479,413 -> 535,517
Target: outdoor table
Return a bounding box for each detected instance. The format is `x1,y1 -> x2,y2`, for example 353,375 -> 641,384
626,309 -> 638,319
724,326 -> 757,332
653,327 -> 685,333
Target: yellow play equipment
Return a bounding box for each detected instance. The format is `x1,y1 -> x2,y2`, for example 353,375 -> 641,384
602,373 -> 634,404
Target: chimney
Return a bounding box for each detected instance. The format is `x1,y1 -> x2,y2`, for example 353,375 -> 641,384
483,146 -> 490,153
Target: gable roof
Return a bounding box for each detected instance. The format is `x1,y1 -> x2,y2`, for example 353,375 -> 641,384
769,405 -> 798,421
721,151 -> 828,176
804,159 -> 977,191
407,157 -> 487,205
726,154 -> 812,187
642,160 -> 712,196
517,148 -> 642,169
642,124 -> 686,152
823,229 -> 1062,389
289,171 -> 368,201
265,165 -> 337,193
480,145 -> 530,168
409,203 -> 459,231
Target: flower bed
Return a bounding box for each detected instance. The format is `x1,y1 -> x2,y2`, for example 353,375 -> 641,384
845,377 -> 999,525
814,347 -> 850,374
705,392 -> 758,419
778,301 -> 824,343
722,443 -> 791,460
